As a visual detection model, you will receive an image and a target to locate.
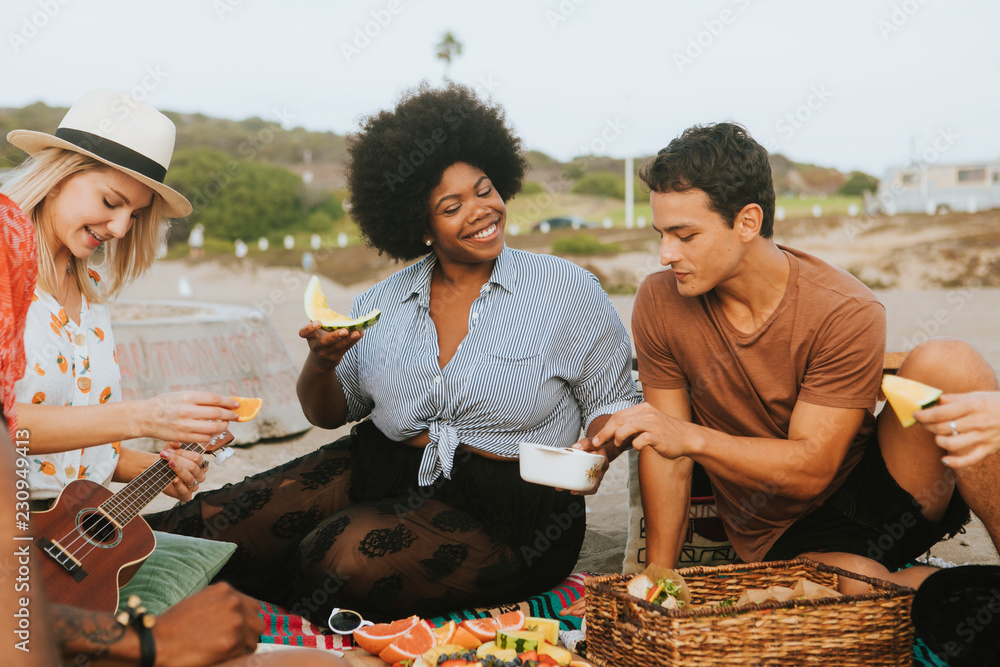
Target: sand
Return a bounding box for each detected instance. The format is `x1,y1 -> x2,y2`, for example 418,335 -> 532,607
117,239 -> 1000,574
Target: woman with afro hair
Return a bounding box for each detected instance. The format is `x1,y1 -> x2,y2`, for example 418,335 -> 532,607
294,81 -> 639,621
153,82 -> 640,626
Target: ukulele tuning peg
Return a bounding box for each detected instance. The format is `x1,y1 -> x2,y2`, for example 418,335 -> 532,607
213,447 -> 235,465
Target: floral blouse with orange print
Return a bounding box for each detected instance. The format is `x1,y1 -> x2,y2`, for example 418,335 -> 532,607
15,268 -> 120,500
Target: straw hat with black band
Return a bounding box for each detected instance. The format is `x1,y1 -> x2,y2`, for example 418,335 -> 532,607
7,89 -> 192,218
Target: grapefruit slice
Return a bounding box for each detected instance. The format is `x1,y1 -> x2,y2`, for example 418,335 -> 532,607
882,375 -> 942,427
352,614 -> 420,656
460,618 -> 500,642
379,619 -> 436,664
451,624 -> 483,649
494,610 -> 525,632
304,275 -> 380,332
432,619 -> 457,646
230,396 -> 263,422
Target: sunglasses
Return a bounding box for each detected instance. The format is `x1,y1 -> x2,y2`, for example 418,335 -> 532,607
327,607 -> 374,635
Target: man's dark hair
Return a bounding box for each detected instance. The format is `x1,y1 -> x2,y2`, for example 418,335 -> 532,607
638,122 -> 775,238
345,81 -> 527,261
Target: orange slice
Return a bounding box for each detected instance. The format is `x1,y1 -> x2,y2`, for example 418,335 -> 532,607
452,624 -> 483,649
495,610 -> 525,631
379,619 -> 435,664
230,396 -> 263,422
460,618 -> 499,642
432,620 -> 457,646
352,615 -> 421,656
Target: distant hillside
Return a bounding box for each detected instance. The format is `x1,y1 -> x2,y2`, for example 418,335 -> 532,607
530,150 -> 861,197
0,101 -> 347,185
1,101 -> 869,196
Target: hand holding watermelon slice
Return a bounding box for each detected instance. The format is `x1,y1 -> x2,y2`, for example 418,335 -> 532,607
881,375 -> 942,427
300,275 -> 379,371
891,374 -> 1000,468
304,275 -> 380,332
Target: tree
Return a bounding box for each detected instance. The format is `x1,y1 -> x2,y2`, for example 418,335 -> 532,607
571,172 -> 625,199
435,31 -> 463,79
165,148 -> 305,243
837,171 -> 880,196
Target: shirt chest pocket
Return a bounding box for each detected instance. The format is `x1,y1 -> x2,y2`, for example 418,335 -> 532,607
466,343 -> 544,428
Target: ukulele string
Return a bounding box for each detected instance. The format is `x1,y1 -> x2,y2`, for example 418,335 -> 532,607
53,446 -> 202,561
79,441 -> 211,559
67,440 -> 211,564
51,439 -> 214,563
49,458 -> 179,559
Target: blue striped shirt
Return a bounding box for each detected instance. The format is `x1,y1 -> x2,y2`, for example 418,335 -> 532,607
335,245 -> 641,486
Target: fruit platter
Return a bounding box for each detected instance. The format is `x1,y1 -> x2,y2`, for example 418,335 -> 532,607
345,611 -> 592,667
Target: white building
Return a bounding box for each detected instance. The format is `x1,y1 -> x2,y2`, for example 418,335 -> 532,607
875,160 -> 1000,215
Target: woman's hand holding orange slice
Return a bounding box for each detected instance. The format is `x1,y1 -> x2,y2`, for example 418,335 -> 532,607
230,396 -> 263,422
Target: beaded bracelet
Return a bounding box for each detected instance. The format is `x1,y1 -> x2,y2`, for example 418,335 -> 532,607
116,594 -> 156,667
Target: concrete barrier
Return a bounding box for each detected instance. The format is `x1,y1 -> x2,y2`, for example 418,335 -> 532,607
110,300 -> 311,450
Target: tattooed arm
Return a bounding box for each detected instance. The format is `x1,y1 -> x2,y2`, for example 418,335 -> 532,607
56,583 -> 264,667
52,605 -> 136,665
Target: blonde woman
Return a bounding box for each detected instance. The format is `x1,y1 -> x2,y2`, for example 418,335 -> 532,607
2,89 -> 239,507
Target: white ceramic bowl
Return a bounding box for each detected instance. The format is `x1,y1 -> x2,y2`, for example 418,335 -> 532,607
518,441 -> 606,492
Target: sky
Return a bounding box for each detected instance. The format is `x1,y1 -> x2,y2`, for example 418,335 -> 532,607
3,0 -> 998,177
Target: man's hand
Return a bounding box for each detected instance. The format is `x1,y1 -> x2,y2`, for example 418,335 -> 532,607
154,583 -> 262,667
560,596 -> 586,617
565,435 -> 610,495
592,402 -> 693,459
915,391 -> 1000,467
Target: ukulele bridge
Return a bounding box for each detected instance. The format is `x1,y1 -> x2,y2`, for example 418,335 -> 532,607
37,537 -> 88,582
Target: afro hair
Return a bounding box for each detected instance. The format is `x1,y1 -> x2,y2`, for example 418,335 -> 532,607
345,81 -> 528,261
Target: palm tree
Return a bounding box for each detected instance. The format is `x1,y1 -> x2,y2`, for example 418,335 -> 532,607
435,31 -> 463,79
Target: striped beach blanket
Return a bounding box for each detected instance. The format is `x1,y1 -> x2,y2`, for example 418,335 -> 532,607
257,572 -> 588,650
257,571 -> 947,664
258,599 -> 354,650
428,572 -> 588,631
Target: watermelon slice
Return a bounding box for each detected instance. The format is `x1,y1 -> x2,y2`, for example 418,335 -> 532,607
304,275 -> 380,331
882,375 -> 942,427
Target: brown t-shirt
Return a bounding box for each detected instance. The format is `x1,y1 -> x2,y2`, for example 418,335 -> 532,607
633,245 -> 886,562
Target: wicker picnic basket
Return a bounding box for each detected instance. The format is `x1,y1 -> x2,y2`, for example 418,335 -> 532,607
584,558 -> 914,666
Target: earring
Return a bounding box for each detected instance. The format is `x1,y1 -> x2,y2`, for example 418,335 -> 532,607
425,239 -> 433,246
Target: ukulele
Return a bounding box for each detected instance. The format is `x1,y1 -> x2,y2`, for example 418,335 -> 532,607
33,431 -> 235,612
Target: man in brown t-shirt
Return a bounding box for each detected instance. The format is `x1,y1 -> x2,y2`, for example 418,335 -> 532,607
589,123 -> 1000,592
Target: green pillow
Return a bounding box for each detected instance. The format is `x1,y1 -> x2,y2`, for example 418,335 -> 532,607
117,531 -> 237,615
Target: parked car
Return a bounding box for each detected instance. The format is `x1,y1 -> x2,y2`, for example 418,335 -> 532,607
532,216 -> 600,233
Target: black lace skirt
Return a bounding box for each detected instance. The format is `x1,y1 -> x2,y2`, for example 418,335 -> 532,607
145,420 -> 586,624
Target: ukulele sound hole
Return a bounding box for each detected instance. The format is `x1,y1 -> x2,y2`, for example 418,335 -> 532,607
75,509 -> 123,548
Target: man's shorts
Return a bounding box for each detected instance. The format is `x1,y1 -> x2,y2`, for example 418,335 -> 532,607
764,433 -> 970,572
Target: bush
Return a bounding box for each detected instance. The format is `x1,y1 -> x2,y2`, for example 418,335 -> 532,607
165,148 -> 305,243
837,171 -> 880,196
571,171 -> 647,202
202,237 -> 237,255
551,233 -> 622,256
571,172 -> 624,199
305,189 -> 345,222
521,180 -> 545,195
303,210 -> 336,234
